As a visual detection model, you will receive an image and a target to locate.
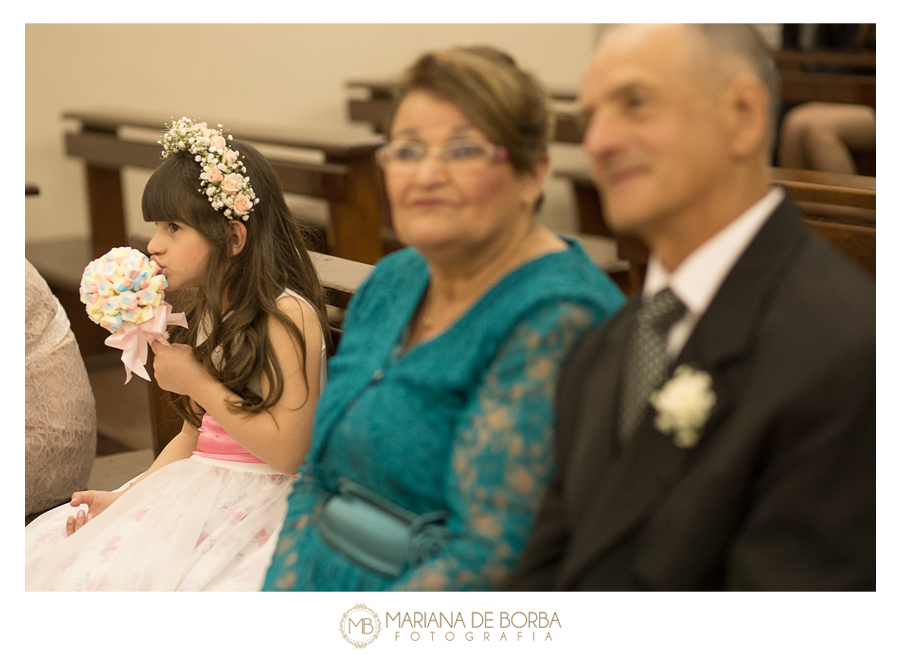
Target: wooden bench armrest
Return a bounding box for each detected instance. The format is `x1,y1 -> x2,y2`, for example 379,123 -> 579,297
310,252 -> 374,310
767,167 -> 876,211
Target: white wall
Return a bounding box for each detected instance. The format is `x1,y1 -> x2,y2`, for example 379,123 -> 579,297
25,24 -> 602,248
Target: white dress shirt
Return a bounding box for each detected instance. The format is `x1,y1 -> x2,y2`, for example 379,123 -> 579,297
642,187 -> 785,358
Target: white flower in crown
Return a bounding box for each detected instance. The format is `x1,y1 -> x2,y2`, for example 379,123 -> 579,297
650,364 -> 716,448
158,117 -> 259,220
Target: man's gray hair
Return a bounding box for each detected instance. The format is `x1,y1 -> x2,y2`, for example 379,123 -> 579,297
691,24 -> 781,142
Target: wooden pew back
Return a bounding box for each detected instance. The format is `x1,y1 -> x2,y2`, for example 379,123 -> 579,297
64,109 -> 389,266
346,50 -> 877,148
554,166 -> 876,285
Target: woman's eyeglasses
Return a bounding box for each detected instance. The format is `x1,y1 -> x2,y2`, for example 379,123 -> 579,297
376,138 -> 509,172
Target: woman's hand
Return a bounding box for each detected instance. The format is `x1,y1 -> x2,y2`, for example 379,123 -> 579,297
150,340 -> 206,396
67,490 -> 122,536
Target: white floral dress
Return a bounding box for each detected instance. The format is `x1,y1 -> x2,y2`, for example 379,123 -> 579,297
24,292 -> 325,591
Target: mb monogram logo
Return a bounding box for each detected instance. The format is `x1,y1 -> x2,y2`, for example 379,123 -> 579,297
340,604 -> 382,648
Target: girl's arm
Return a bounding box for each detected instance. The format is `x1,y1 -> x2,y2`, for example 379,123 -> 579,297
121,421 -> 201,488
67,421 -> 199,534
151,295 -> 323,474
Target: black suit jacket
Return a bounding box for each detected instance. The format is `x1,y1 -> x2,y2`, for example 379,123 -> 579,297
507,198 -> 875,590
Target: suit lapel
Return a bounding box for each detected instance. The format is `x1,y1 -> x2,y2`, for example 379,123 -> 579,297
561,197 -> 810,587
564,300 -> 639,486
674,196 -> 807,370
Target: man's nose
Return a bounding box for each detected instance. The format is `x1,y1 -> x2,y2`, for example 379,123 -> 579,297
582,109 -> 623,160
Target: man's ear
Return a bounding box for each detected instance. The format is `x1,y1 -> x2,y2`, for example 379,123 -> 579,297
723,74 -> 769,159
228,220 -> 248,256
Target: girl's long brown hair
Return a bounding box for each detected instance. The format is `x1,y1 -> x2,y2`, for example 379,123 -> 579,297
142,138 -> 331,428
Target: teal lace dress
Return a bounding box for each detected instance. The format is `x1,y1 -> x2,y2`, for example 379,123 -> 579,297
263,240 -> 624,590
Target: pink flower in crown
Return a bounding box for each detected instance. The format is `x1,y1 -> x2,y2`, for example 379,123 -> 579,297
210,135 -> 227,152
233,194 -> 253,216
221,173 -> 243,195
224,149 -> 239,166
198,122 -> 212,138
205,166 -> 224,184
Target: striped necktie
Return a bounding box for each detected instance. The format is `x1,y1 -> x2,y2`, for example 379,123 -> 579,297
619,287 -> 687,442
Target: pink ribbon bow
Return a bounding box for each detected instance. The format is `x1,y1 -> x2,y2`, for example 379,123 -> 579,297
105,302 -> 189,383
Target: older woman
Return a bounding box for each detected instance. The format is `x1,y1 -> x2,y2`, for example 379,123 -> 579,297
263,46 -> 624,591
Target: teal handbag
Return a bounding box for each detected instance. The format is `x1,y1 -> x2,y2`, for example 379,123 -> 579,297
316,477 -> 453,579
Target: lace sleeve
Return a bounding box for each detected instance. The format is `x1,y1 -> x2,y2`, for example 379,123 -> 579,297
391,301 -> 599,590
25,261 -> 97,515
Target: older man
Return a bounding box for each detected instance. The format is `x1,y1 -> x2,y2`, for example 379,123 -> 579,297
506,24 -> 874,590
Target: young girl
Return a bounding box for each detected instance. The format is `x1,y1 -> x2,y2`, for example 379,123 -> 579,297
24,118 -> 330,591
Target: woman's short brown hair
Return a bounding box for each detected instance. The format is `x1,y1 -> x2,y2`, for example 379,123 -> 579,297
392,46 -> 554,174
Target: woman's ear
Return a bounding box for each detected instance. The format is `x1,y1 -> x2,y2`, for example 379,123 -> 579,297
228,220 -> 248,256
522,155 -> 550,209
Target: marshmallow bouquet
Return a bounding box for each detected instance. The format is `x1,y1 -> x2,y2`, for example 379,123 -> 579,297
80,246 -> 187,382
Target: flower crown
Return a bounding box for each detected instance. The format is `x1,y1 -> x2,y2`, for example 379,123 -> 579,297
159,117 -> 259,220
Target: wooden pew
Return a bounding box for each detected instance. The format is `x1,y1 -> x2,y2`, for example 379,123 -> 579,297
347,79 -> 584,140
347,79 -> 585,143
775,168 -> 876,278
555,166 -> 876,287
772,49 -> 876,71
347,54 -> 877,147
773,49 -> 876,107
63,108 -> 390,266
778,69 -> 875,107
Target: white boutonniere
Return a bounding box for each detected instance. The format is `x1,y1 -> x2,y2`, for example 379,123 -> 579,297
650,365 -> 716,448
